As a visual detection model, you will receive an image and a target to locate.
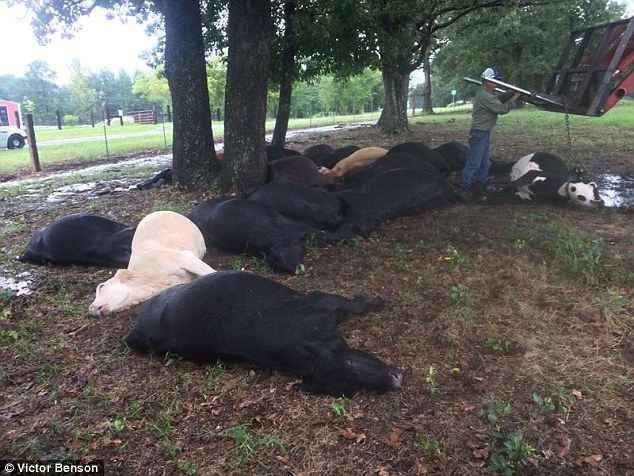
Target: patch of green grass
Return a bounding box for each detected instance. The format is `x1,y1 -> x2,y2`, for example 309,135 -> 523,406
485,395 -> 512,424
418,438 -> 443,460
329,397 -> 349,417
226,424 -> 286,470
544,221 -> 614,285
487,432 -> 536,476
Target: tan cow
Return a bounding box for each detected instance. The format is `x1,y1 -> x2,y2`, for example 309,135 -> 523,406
89,210 -> 215,316
322,147 -> 389,181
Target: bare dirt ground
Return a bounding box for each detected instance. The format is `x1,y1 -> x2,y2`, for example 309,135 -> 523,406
1,119 -> 633,476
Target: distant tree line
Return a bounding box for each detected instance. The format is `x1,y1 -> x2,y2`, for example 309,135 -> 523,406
0,58 -> 384,126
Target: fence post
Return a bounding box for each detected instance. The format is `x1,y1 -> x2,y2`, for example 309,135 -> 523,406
56,110 -> 62,130
26,114 -> 41,172
14,110 -> 21,129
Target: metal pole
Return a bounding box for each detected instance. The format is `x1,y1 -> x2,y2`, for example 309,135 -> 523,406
102,110 -> 109,159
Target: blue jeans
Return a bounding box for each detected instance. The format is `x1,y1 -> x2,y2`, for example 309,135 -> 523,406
461,129 -> 490,189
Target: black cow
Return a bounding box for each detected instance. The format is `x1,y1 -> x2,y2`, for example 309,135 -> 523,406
136,168 -> 173,190
266,144 -> 300,162
248,181 -> 343,230
433,142 -> 468,172
187,198 -> 319,273
303,143 -> 334,161
389,142 -> 450,175
267,155 -> 337,189
334,169 -> 453,238
125,271 -> 403,397
19,214 -> 135,268
342,152 -> 441,189
311,145 -> 361,169
484,152 -> 604,209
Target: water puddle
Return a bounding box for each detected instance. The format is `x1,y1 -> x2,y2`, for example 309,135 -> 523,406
0,272 -> 33,297
595,173 -> 634,208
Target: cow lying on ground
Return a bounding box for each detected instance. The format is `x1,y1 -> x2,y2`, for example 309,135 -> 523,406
267,155 -> 337,189
342,152 -> 442,188
433,142 -> 468,172
334,169 -> 455,238
310,145 -> 361,169
125,271 -> 403,397
136,169 -> 173,190
89,211 -> 215,316
323,147 -> 389,181
248,181 -> 343,230
19,214 -> 135,268
484,152 -> 604,208
188,198 -> 320,273
389,142 -> 451,175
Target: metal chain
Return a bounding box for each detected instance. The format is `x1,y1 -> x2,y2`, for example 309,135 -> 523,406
564,113 -> 573,157
563,112 -> 583,179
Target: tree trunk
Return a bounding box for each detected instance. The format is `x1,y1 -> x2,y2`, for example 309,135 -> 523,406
271,0 -> 295,148
164,0 -> 219,190
377,66 -> 410,134
222,0 -> 274,194
422,55 -> 434,115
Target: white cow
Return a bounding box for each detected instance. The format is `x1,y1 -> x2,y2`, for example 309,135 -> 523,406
322,147 -> 389,181
89,210 -> 215,316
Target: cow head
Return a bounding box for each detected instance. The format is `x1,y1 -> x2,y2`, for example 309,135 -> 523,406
565,181 -> 604,209
300,348 -> 403,397
88,269 -> 133,316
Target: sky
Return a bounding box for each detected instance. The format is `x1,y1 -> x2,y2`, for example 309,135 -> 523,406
0,2 -> 161,85
0,1 -> 632,87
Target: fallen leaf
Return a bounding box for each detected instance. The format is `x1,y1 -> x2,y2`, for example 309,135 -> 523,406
339,427 -> 365,443
376,467 -> 391,476
572,389 -> 583,399
472,447 -> 489,459
574,454 -> 603,467
416,462 -> 433,474
557,436 -> 572,458
460,401 -> 476,412
235,397 -> 263,410
311,417 -> 327,426
384,427 -> 406,450
604,418 -> 621,427
466,440 -> 489,459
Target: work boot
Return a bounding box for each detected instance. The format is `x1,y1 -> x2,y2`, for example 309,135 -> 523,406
472,182 -> 487,197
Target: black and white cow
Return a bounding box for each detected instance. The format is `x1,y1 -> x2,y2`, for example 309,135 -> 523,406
125,271 -> 403,397
504,152 -> 603,208
188,198 -> 319,273
19,214 -> 136,268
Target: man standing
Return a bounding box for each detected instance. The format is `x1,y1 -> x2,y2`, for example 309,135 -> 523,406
461,67 -> 521,196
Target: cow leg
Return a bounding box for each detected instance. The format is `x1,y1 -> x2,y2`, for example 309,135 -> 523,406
175,251 -> 216,277
144,250 -> 215,278
305,291 -> 387,316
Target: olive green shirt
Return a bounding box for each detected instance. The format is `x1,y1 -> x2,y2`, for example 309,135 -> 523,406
471,87 -> 517,131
